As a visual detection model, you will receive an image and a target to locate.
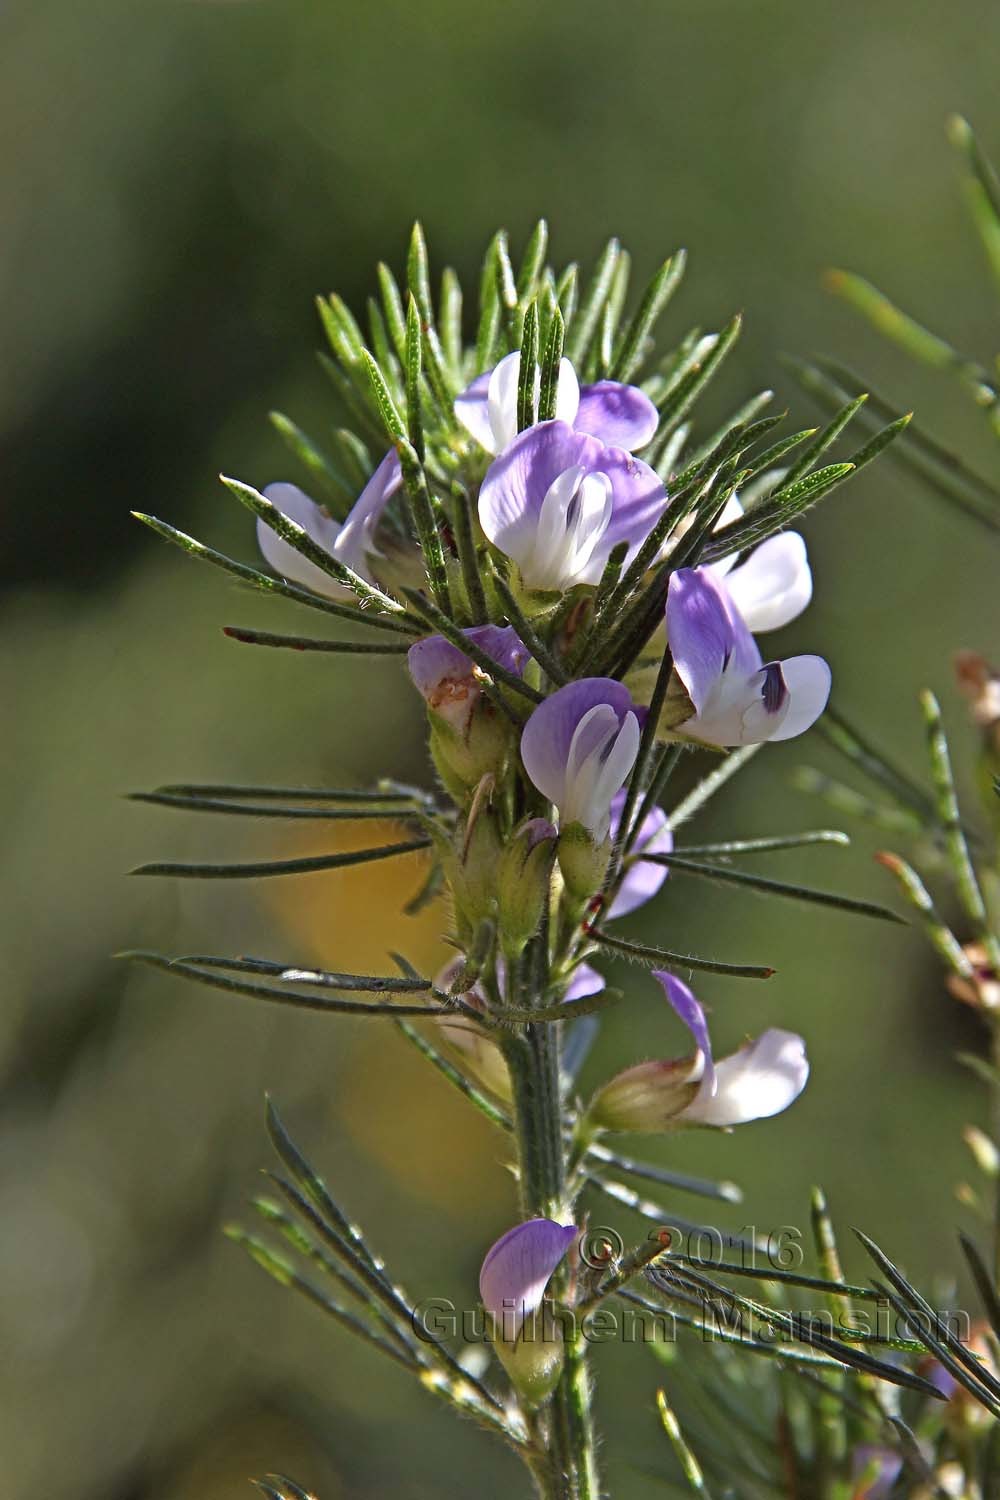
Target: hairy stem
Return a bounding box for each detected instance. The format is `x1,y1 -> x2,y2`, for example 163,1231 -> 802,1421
502,952 -> 599,1500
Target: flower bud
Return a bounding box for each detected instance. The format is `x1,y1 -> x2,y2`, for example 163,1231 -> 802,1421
408,626 -> 529,795
479,1218 -> 577,1404
492,1305 -> 566,1404
497,818 -> 558,957
557,821 -> 612,903
448,809 -> 503,930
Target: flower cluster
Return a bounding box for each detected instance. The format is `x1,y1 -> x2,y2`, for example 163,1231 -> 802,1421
138,224 -> 908,1495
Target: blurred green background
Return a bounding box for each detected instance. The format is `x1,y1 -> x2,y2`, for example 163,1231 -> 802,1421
4,0 -> 1000,1495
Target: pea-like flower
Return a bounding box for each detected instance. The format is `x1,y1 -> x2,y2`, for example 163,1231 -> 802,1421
850,1447 -> 903,1500
256,450 -> 402,597
478,422 -> 668,592
588,971 -> 809,1132
479,1217 -> 578,1341
666,567 -> 830,747
520,679 -> 642,843
455,351 -> 658,457
606,789 -> 673,919
407,625 -> 529,734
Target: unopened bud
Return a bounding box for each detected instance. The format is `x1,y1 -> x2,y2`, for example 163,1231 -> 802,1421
449,809 -> 503,930
497,818 -> 558,957
492,1305 -> 565,1404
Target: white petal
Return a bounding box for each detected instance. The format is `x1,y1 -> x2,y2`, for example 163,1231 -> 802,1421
766,655 -> 831,741
586,713 -> 641,840
554,357 -> 581,425
680,1029 -> 808,1126
530,465 -> 588,587
487,352 -> 524,454
453,373 -> 496,452
258,484 -> 349,599
720,533 -> 812,632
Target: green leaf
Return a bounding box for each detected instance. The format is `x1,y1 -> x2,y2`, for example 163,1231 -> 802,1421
610,249 -> 686,383
220,624 -> 411,654
516,218 -> 548,301
778,392 -> 867,489
949,114 -> 1000,288
669,745 -> 762,829
585,1141 -> 741,1205
699,461 -> 855,565
439,266 -> 464,377
656,314 -> 742,440
675,830 -> 849,856
642,851 -> 904,924
395,1018 -> 511,1132
130,835 -> 431,880
656,1389 -> 714,1497
129,789 -> 421,818
517,301 -> 539,431
404,294 -> 425,461
873,851 -> 974,978
588,928 -> 774,980
377,261 -> 408,363
538,306 -> 565,422
268,411 -> 353,509
121,948 -> 449,1015
142,781 -> 426,803
131,512 -> 418,635
565,237 -> 620,366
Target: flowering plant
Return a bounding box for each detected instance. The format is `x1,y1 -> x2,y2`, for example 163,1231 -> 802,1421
128,219 -> 958,1498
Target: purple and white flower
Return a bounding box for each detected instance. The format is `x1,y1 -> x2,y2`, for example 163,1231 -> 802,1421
666,567 -> 830,747
478,422 -> 669,592
257,450 -> 402,597
455,351 -> 659,457
479,1218 -> 578,1340
589,971 -> 809,1132
407,625 -> 529,734
520,679 -> 642,842
606,789 -> 673,919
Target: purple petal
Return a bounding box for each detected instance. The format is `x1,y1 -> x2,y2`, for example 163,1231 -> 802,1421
479,1219 -> 577,1337
520,678 -> 636,809
588,445 -> 669,566
606,791 -> 673,918
576,380 -> 659,450
408,624 -> 528,729
563,962 -> 605,1003
479,421 -> 604,559
666,568 -> 761,713
336,449 -> 403,557
652,972 -> 715,1094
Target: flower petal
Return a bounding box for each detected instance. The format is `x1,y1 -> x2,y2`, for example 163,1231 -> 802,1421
479,421 -> 604,573
575,380 -> 659,450
479,1219 -> 577,1338
453,371 -> 495,451
587,446 -> 669,575
652,972 -> 715,1094
763,655 -> 831,741
607,791 -> 672,918
679,1029 -> 808,1127
408,625 -> 528,732
520,678 -> 635,811
563,962 -> 605,1003
712,533 -> 812,633
258,484 -> 349,598
666,568 -> 761,714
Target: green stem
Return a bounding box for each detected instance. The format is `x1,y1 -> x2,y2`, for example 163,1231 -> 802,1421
501,953 -> 599,1500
